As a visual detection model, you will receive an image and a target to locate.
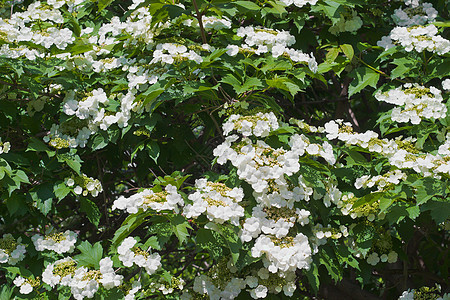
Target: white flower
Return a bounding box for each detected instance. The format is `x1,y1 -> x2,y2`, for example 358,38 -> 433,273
443,79 -> 450,91
367,252 -> 380,265
250,285 -> 268,299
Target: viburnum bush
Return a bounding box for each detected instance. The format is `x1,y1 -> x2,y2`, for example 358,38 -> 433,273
0,0 -> 449,299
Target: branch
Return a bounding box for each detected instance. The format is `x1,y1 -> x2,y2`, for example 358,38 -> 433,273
192,0 -> 207,44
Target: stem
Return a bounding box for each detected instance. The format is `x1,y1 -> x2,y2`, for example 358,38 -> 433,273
192,0 -> 207,44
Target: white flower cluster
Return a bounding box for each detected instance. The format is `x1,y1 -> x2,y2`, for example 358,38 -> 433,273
227,26 -> 318,72
355,170 -> 407,191
324,120 -> 450,177
125,281 -> 142,300
310,224 -> 349,252
279,0 -> 318,8
148,277 -> 185,295
44,123 -> 91,149
378,25 -> 450,55
237,26 -> 296,51
0,2 -> 74,50
0,138 -> 10,154
375,84 -> 446,124
126,64 -> 159,90
338,192 -> 384,221
66,174 -> 103,197
329,10 -> 363,35
118,237 -> 162,275
398,289 -> 448,300
42,257 -> 77,288
32,230 -> 77,254
202,16 -> 232,30
50,89 -> 137,148
14,276 -> 38,294
251,233 -> 312,273
240,206 -> 310,242
392,2 -> 437,26
0,234 -> 26,265
215,121 -> 334,210
245,268 -> 297,298
212,113 -> 323,276
70,257 -> 123,300
151,43 -> 203,65
112,184 -> 184,214
222,112 -> 279,137
193,274 -> 246,300
183,178 -> 244,226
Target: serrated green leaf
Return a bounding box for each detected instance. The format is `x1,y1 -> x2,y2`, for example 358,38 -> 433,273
112,212 -> 149,247
80,197 -> 101,227
196,228 -> 225,260
54,181 -> 71,201
75,241 -> 103,269
170,215 -> 192,245
348,67 -> 380,96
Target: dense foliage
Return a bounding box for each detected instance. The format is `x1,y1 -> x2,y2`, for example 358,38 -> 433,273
0,0 -> 449,299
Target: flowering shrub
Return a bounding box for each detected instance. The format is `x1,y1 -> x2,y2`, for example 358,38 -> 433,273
0,0 -> 449,299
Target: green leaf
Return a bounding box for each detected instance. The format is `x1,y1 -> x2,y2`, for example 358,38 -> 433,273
75,241 -> 103,269
112,212 -> 149,247
98,0 -> 113,11
0,285 -> 14,300
410,177 -> 446,205
326,47 -> 340,62
27,137 -> 53,155
340,44 -> 354,61
391,57 -> 415,79
170,215 -> 192,245
234,1 -> 260,10
352,192 -> 383,209
266,77 -> 301,97
379,195 -> 395,212
433,21 -> 450,27
13,170 -> 29,184
80,197 -> 101,227
348,67 -> 380,96
421,200 -> 450,224
54,181 -> 71,201
65,39 -> 93,55
6,194 -> 27,216
406,205 -> 420,220
196,228 -> 225,260
29,183 -> 54,216
143,236 -> 160,251
305,261 -> 320,293
216,224 -> 241,263
146,141 -> 160,163
57,153 -> 82,175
